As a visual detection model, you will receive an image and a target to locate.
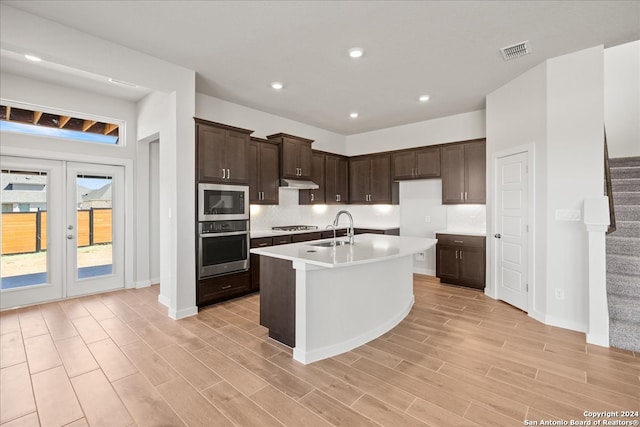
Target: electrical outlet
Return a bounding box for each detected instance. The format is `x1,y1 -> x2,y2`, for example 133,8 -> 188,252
424,215 -> 431,223
415,252 -> 425,261
555,288 -> 565,300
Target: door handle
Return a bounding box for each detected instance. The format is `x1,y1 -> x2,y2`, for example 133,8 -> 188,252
494,234 -> 502,239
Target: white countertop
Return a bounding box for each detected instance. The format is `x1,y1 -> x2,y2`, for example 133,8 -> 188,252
435,229 -> 486,237
251,225 -> 400,239
250,233 -> 436,269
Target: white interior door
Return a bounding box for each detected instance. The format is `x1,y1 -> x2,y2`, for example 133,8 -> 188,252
66,162 -> 125,297
1,157 -> 125,309
495,152 -> 529,311
1,156 -> 64,309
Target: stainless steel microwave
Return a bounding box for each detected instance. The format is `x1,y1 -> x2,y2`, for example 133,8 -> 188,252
198,183 -> 249,221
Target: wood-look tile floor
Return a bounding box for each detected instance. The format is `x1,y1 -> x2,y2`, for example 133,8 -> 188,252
1,275 -> 639,427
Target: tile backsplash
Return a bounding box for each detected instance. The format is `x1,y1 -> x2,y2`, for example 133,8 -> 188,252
250,189 -> 400,230
446,204 -> 487,231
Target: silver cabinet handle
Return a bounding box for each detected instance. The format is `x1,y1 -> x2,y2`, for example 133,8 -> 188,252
221,285 -> 232,290
464,191 -> 467,200
311,193 -> 314,202
460,251 -> 463,260
227,169 -> 230,179
455,250 -> 458,259
222,169 -> 226,179
259,243 -> 268,247
454,240 -> 464,244
460,192 -> 463,201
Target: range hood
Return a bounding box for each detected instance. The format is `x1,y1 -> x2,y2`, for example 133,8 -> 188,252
280,178 -> 319,190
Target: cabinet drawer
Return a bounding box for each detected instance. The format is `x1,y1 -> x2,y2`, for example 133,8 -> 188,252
251,237 -> 273,248
291,232 -> 322,243
273,235 -> 292,245
436,234 -> 485,248
197,272 -> 251,306
321,229 -> 348,239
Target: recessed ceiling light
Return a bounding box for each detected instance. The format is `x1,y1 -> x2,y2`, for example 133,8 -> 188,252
419,95 -> 430,102
271,82 -> 284,90
350,112 -> 359,119
24,54 -> 42,62
348,47 -> 364,59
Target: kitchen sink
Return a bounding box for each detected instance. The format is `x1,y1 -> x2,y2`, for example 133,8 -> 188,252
309,240 -> 352,247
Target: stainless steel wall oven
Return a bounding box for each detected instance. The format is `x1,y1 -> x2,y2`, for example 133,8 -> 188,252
198,220 -> 249,279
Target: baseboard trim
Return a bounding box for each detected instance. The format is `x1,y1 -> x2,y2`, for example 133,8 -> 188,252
135,280 -> 152,289
544,313 -> 587,333
413,267 -> 435,276
168,306 -> 198,320
157,294 -> 170,308
150,277 -> 160,286
587,331 -> 610,347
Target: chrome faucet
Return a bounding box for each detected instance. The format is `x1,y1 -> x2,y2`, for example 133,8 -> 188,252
325,224 -> 337,246
333,210 -> 354,245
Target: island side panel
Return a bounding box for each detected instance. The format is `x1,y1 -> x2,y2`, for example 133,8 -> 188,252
293,255 -> 414,364
259,256 -> 296,347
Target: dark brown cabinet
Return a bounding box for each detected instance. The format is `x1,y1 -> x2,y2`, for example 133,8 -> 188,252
250,236 -> 292,290
435,233 -> 485,289
354,228 -> 400,236
299,151 -> 325,204
248,137 -> 279,204
197,271 -> 251,306
195,119 -> 252,184
259,257 -> 296,347
392,146 -> 441,180
441,140 -> 486,204
267,133 -> 313,180
349,154 -> 398,204
325,154 -> 349,204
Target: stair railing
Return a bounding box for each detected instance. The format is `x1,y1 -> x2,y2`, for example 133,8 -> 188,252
604,132 -> 616,234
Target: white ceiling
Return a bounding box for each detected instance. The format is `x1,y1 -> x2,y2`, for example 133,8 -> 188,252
2,1 -> 639,135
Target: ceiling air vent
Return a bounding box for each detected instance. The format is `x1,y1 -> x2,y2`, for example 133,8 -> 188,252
500,41 -> 531,60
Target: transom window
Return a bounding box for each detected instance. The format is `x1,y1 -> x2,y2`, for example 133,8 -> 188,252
0,105 -> 120,145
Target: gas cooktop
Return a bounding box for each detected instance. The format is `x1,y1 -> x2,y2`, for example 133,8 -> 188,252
271,225 -> 319,232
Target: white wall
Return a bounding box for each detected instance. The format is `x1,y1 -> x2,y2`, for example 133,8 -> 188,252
604,40 -> 640,158
196,94 -> 346,154
486,61 -> 548,320
486,46 -> 605,332
345,110 -> 486,156
545,46 -> 604,331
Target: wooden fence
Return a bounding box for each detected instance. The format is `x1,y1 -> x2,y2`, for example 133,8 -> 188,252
1,208 -> 112,255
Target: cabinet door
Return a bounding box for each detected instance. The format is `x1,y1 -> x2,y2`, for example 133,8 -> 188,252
369,154 -> 391,203
459,246 -> 485,288
464,142 -> 486,204
197,124 -> 227,182
441,144 -> 465,204
436,245 -> 460,283
297,143 -> 313,180
299,151 -> 325,204
326,155 -> 348,204
391,151 -> 416,180
259,142 -> 280,204
247,140 -> 260,203
349,157 -> 370,204
281,138 -> 299,179
415,147 -> 441,178
225,130 -> 249,184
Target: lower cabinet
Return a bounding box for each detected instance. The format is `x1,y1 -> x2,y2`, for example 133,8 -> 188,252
435,233 -> 485,289
197,271 -> 251,307
250,236 -> 292,290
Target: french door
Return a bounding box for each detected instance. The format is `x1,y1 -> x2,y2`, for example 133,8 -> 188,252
0,156 -> 125,309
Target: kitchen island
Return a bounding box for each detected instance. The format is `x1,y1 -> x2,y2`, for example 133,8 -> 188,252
250,233 -> 437,364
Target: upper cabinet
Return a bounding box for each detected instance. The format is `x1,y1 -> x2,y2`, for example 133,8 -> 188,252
266,133 -> 313,180
299,151 -> 326,205
248,137 -> 280,204
195,118 -> 252,184
325,154 -> 349,204
349,153 -> 398,204
441,139 -> 486,204
392,146 -> 441,180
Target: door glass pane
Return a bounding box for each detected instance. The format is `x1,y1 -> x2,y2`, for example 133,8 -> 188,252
76,175 -> 113,279
1,170 -> 48,289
